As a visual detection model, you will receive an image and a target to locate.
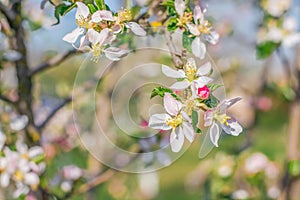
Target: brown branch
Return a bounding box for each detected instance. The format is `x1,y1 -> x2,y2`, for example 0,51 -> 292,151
28,50 -> 80,76
37,97 -> 72,131
164,28 -> 184,68
74,169 -> 115,195
0,94 -> 15,105
0,1 -> 15,28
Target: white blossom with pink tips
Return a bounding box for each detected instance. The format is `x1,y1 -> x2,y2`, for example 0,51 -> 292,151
162,58 -> 212,91
149,93 -> 195,152
204,97 -> 243,147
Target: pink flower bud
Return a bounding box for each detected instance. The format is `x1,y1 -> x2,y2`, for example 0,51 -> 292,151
197,85 -> 210,100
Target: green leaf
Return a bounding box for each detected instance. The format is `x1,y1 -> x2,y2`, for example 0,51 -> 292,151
27,20 -> 42,31
167,17 -> 178,32
182,31 -> 194,53
192,110 -> 202,134
87,3 -> 97,13
202,95 -> 220,108
288,160 -> 300,177
53,3 -> 75,25
161,0 -> 175,7
150,87 -> 180,100
94,0 -> 105,10
256,41 -> 280,59
208,84 -> 223,92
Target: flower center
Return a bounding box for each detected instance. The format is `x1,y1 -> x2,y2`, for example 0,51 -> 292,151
76,15 -> 92,29
166,114 -> 183,130
14,170 -> 24,181
91,43 -> 104,63
177,12 -> 193,27
197,20 -> 212,35
118,9 -> 132,23
214,114 -> 231,126
184,63 -> 196,82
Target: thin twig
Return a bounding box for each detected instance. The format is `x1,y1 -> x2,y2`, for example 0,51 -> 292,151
74,169 -> 115,195
0,1 -> 15,27
28,50 -> 79,76
0,94 -> 15,105
164,28 -> 184,68
37,97 -> 72,131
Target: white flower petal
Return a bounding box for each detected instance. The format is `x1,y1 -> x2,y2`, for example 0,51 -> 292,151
104,47 -> 129,61
204,110 -> 214,127
223,120 -> 243,136
0,173 -> 10,187
170,127 -> 184,152
75,2 -> 90,19
182,122 -> 195,143
28,146 -> 44,158
24,173 -> 40,187
125,22 -> 147,36
209,122 -> 221,147
170,80 -> 191,90
91,10 -> 115,22
162,65 -> 186,78
187,23 -> 201,36
192,37 -> 206,59
62,27 -> 84,44
204,30 -> 220,45
196,62 -> 211,76
194,76 -> 213,88
218,97 -> 242,113
175,0 -> 185,17
164,93 -> 182,116
193,6 -> 203,22
87,28 -> 108,45
149,114 -> 172,130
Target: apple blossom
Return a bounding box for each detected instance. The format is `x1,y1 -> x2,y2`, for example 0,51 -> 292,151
162,58 -> 212,90
149,93 -> 195,152
204,97 -> 243,147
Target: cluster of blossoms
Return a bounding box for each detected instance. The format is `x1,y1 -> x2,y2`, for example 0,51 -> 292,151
185,152 -> 281,199
63,2 -> 146,62
0,132 -> 45,198
257,0 -> 300,51
166,0 -> 220,59
149,58 -> 242,152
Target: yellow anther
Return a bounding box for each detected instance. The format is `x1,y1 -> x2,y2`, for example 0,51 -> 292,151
14,170 -> 24,181
166,114 -> 183,130
76,15 -> 92,29
118,9 -> 132,22
177,12 -> 193,27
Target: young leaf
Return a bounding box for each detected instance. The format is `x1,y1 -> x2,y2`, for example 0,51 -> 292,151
202,95 -> 219,108
256,41 -> 280,59
53,3 -> 75,25
150,87 -> 179,100
94,0 -> 106,10
167,17 -> 178,32
87,3 -> 97,14
192,110 -> 202,134
208,84 -> 223,92
182,31 -> 194,53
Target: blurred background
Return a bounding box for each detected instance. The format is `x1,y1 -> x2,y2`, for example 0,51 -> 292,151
1,0 -> 300,199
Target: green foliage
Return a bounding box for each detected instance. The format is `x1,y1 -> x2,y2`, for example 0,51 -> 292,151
150,86 -> 180,100
54,3 -> 76,25
202,95 -> 220,108
161,0 -> 175,7
87,3 -> 97,14
192,110 -> 202,134
95,0 -> 106,10
208,84 -> 223,92
182,31 -> 194,52
256,41 -> 280,59
288,160 -> 300,177
167,17 -> 178,32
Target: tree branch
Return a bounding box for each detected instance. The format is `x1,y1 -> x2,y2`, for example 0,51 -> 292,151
75,169 -> 115,195
0,1 -> 15,27
28,50 -> 79,76
0,94 -> 15,105
37,97 -> 72,131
